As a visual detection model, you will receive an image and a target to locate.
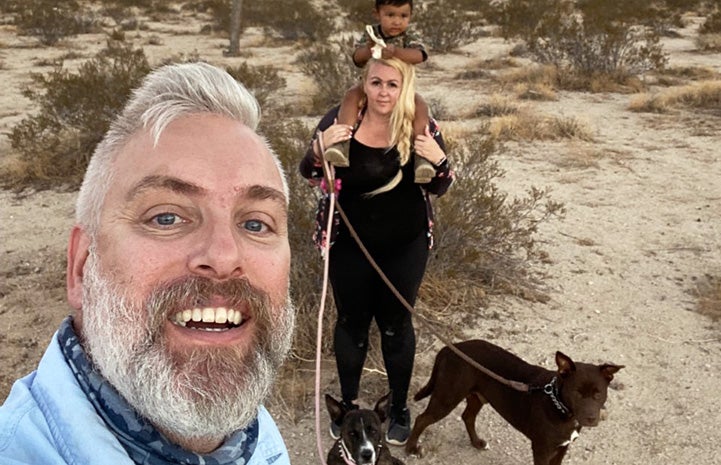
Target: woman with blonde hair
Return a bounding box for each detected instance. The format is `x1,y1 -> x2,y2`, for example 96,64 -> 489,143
300,57 -> 454,446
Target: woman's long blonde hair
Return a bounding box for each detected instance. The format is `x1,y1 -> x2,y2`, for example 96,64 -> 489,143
361,58 -> 416,196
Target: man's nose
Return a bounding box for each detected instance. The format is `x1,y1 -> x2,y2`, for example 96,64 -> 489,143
188,221 -> 245,279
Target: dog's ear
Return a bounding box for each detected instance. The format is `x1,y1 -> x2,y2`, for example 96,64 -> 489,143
325,394 -> 344,423
599,364 -> 624,382
556,351 -> 577,376
374,391 -> 391,423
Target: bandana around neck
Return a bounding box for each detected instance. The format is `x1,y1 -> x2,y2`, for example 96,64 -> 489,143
57,317 -> 259,465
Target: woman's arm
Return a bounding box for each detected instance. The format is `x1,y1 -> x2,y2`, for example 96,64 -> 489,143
299,106 -> 341,179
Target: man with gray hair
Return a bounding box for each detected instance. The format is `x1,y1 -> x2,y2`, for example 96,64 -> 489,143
0,62 -> 296,465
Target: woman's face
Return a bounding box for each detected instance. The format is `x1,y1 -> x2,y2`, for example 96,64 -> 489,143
363,61 -> 402,116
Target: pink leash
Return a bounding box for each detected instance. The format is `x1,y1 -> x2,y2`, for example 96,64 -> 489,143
315,133 -> 338,465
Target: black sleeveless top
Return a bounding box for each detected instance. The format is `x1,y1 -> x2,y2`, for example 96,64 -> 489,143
334,138 -> 427,251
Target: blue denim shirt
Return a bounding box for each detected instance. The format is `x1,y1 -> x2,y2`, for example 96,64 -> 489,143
0,330 -> 290,465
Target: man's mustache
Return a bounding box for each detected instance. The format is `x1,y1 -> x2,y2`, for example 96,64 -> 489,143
143,276 -> 271,335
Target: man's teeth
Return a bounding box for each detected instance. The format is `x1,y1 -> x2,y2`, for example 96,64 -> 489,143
172,307 -> 243,328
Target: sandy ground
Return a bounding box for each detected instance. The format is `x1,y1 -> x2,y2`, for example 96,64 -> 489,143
1,7 -> 721,465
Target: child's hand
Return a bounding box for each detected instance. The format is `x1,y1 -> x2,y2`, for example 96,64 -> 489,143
381,44 -> 396,59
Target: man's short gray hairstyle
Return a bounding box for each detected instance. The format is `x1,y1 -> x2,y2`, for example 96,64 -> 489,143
76,62 -> 288,237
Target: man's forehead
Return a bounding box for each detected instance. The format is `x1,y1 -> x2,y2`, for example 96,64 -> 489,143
110,114 -> 286,200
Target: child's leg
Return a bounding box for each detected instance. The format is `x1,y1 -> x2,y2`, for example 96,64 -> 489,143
338,84 -> 362,127
413,93 -> 435,184
324,85 -> 363,167
413,93 -> 430,137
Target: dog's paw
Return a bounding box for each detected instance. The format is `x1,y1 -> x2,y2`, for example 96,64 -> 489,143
471,438 -> 489,450
405,443 -> 423,458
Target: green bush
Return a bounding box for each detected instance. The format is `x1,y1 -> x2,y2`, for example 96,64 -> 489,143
249,0 -> 335,41
414,0 -> 485,53
700,10 -> 721,34
336,0 -> 374,27
225,63 -> 287,111
198,0 -> 335,41
15,0 -> 95,46
431,132 -> 564,297
296,39 -> 359,114
5,42 -> 150,189
496,0 -> 667,79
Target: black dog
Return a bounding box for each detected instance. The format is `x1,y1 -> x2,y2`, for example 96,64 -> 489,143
406,339 -> 623,465
326,393 -> 404,465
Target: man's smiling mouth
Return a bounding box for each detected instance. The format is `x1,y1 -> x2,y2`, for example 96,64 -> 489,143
171,307 -> 244,331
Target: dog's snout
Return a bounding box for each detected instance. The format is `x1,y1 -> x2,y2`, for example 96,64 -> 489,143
358,445 -> 376,465
579,413 -> 600,427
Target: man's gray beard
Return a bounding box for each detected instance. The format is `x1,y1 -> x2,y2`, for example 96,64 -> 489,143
80,247 -> 295,442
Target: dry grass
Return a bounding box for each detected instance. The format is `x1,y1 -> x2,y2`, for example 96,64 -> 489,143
497,64 -> 558,89
696,33 -> 721,51
487,109 -> 595,142
628,80 -> 721,113
692,275 -> 721,323
475,93 -> 520,117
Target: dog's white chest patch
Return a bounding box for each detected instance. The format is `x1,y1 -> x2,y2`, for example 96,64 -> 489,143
560,429 -> 580,447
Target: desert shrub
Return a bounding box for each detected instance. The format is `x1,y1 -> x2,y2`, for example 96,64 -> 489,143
697,33 -> 721,51
692,274 -> 721,323
701,10 -> 721,34
197,0 -> 334,41
495,0 -> 667,82
628,80 -> 721,113
250,0 -> 335,41
225,62 -> 287,111
414,0 -> 485,53
430,132 -> 564,298
15,0 -> 97,46
296,39 -> 359,114
475,94 -> 520,117
336,0 -> 373,26
4,42 -> 150,190
487,110 -> 594,142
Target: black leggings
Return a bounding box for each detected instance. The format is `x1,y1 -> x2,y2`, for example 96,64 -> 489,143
329,230 -> 429,411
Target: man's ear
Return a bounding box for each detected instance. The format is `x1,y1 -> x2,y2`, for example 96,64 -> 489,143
371,7 -> 379,22
67,225 -> 91,310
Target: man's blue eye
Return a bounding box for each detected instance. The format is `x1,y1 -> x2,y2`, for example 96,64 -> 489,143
155,213 -> 179,226
244,220 -> 265,233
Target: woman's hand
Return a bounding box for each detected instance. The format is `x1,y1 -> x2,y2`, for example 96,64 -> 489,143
315,120 -> 353,162
414,125 -> 446,165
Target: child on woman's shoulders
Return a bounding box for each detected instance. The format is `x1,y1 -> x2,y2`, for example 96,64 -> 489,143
324,0 -> 436,184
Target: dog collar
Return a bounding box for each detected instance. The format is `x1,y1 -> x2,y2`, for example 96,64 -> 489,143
543,376 -> 572,418
338,439 -> 358,465
338,438 -> 382,465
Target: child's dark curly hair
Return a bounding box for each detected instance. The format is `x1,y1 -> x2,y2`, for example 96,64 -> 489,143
376,0 -> 413,11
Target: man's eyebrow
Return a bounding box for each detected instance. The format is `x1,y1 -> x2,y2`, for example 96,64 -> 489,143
126,175 -> 204,201
247,185 -> 288,211
126,175 -> 287,210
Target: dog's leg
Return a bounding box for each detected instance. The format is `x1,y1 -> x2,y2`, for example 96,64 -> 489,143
405,394 -> 464,456
461,393 -> 488,449
532,442 -> 556,465
548,445 -> 569,465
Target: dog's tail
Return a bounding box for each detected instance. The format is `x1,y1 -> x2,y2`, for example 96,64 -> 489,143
414,353 -> 442,401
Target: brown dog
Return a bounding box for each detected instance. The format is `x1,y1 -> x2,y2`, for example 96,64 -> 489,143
405,339 -> 623,465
